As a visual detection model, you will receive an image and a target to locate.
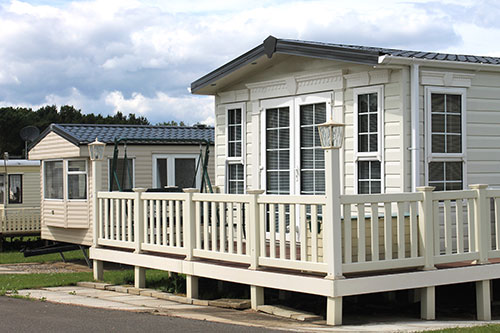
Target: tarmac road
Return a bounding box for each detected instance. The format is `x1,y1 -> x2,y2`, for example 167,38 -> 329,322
0,297 -> 285,333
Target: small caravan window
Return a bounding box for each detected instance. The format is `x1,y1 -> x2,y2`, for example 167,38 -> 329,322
44,160 -> 63,199
8,174 -> 22,204
67,160 -> 87,200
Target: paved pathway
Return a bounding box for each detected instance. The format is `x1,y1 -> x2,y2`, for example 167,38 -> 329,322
11,285 -> 500,332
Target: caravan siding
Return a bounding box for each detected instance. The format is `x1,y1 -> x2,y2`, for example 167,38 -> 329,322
29,132 -> 80,160
214,56 -> 405,195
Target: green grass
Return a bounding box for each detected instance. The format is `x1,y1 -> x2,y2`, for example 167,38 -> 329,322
0,269 -> 183,295
0,250 -> 85,264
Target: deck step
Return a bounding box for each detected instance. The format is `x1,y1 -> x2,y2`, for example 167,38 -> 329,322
258,305 -> 322,322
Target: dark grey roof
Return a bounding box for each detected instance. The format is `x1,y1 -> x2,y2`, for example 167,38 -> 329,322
191,35 -> 500,94
30,123 -> 214,149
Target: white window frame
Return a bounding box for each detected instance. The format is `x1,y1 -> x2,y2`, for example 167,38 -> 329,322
425,86 -> 467,189
260,93 -> 332,195
108,157 -> 136,191
353,85 -> 384,194
66,159 -> 88,201
152,154 -> 200,189
225,103 -> 246,194
43,159 -> 64,201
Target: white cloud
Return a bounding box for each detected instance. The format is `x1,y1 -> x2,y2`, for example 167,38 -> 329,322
0,0 -> 499,125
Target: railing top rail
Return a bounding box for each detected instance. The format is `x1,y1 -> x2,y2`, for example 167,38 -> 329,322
142,192 -> 187,200
340,192 -> 423,205
431,190 -> 476,201
257,194 -> 327,205
192,193 -> 252,203
97,191 -> 136,199
486,188 -> 500,198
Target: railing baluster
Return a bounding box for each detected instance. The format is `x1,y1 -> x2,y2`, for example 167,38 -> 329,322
444,200 -> 452,255
456,199 -> 464,254
121,199 -> 126,241
300,204 -> 307,261
162,200 -> 167,246
176,201 -> 181,247
211,202 -> 217,251
245,203 -> 250,256
110,199 -> 115,240
311,205 -> 318,263
279,204 -> 286,259
290,204 -> 296,261
370,203 -> 379,261
269,203 -> 276,258
236,202 -> 243,255
384,202 -> 392,260
410,201 -> 418,258
195,201 -> 201,249
156,200 -> 161,245
357,203 -> 366,262
99,198 -> 103,241
204,201 -> 209,251
343,204 -> 352,264
259,203 -> 266,258
228,202 -> 234,254
127,199 -> 132,242
468,198 -> 475,253
397,202 -> 405,259
433,201 -> 440,256
220,202 -> 226,252
496,198 -> 500,250
168,201 -> 174,246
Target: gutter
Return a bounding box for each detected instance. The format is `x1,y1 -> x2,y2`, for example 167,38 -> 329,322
378,55 -> 500,72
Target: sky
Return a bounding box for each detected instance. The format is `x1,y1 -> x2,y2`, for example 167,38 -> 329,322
0,0 -> 499,126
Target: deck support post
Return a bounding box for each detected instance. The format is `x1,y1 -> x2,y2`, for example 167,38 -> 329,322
420,286 -> 435,320
134,266 -> 146,288
186,275 -> 199,299
476,280 -> 491,321
93,260 -> 103,281
250,285 -> 264,310
326,296 -> 342,326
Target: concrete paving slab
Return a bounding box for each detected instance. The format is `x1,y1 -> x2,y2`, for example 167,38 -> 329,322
209,298 -> 251,309
76,282 -> 113,290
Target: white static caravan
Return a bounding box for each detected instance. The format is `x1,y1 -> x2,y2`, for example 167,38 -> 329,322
191,36 -> 500,197
28,123 -> 214,246
0,159 -> 41,238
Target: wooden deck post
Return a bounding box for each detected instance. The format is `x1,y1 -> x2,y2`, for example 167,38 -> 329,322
248,189 -> 265,309
183,188 -> 199,299
417,186 -> 436,270
476,280 -> 491,321
324,148 -> 343,326
92,159 -> 104,281
420,286 -> 435,320
470,184 -> 490,264
133,188 -> 147,289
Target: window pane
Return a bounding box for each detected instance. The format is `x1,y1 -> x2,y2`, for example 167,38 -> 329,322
371,181 -> 381,194
300,126 -> 314,148
359,181 -> 369,194
44,161 -> 63,199
175,158 -> 196,189
429,162 -> 444,182
371,161 -> 381,179
369,134 -> 378,152
446,95 -> 461,114
358,94 -> 368,112
156,158 -> 168,188
279,150 -> 290,169
369,114 -> 377,133
447,115 -> 461,134
358,161 -> 370,179
228,163 -> 244,194
432,94 -> 444,112
447,135 -> 461,153
8,174 -> 22,203
432,134 -> 445,153
429,162 -> 462,191
279,129 -> 289,148
359,134 -> 368,152
359,114 -> 368,133
68,160 -> 86,172
278,108 -> 289,127
68,174 -> 86,199
432,114 -> 445,133
266,129 -> 278,149
369,93 -> 377,111
446,162 -> 462,181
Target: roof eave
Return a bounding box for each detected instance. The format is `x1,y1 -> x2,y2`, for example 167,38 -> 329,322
191,36 -> 381,95
379,55 -> 500,71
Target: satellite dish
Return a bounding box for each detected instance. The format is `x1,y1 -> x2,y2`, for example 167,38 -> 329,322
20,126 -> 40,142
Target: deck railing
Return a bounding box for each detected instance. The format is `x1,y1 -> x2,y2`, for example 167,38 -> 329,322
0,206 -> 41,235
95,184 -> 500,277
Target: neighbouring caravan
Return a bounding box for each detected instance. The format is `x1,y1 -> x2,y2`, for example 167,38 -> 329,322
0,159 -> 41,240
28,124 -> 214,246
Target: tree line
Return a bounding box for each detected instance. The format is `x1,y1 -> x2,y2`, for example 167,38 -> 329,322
0,105 -> 150,158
